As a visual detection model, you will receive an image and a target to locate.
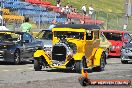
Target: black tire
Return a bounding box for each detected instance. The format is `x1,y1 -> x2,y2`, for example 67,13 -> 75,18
94,52 -> 105,71
104,51 -> 107,65
121,60 -> 128,64
121,55 -> 128,64
75,58 -> 87,73
34,59 -> 42,71
14,50 -> 20,65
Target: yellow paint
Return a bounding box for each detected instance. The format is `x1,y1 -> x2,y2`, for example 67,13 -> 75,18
73,53 -> 85,60
94,48 -> 104,66
34,50 -> 52,65
0,32 -> 15,34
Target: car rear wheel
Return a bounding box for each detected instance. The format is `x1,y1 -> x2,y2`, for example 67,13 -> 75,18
34,58 -> 42,71
14,51 -> 20,65
75,58 -> 87,73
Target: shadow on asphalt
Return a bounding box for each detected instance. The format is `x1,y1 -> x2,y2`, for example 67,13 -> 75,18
0,61 -> 33,65
108,56 -> 121,59
42,68 -> 93,74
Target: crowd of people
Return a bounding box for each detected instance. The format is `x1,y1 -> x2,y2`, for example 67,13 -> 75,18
54,0 -> 95,25
55,0 -> 94,16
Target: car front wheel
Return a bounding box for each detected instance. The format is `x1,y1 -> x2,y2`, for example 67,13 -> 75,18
14,51 -> 20,65
75,58 -> 87,73
34,58 -> 42,71
121,60 -> 128,64
121,55 -> 128,64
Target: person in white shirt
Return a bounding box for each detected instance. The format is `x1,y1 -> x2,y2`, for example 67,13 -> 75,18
82,4 -> 87,15
65,3 -> 70,14
57,3 -> 60,7
89,5 -> 94,15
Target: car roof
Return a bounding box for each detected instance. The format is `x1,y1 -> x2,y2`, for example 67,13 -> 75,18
101,29 -> 128,34
42,29 -> 52,31
54,24 -> 100,30
0,30 -> 24,34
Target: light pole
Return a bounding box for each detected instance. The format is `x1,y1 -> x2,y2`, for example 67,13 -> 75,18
124,0 -> 131,30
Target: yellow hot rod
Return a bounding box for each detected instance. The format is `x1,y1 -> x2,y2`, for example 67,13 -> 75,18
34,24 -> 106,73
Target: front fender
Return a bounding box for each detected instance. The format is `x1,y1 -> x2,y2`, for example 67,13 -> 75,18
73,53 -> 85,61
94,48 -> 104,66
34,50 -> 45,58
34,50 -> 52,64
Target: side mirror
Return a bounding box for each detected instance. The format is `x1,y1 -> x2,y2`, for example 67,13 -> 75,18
23,40 -> 29,43
123,39 -> 128,43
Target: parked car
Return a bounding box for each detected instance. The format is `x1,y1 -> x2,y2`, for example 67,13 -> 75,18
0,31 -> 43,64
101,30 -> 131,57
35,29 -> 52,56
121,39 -> 132,64
34,24 -> 106,73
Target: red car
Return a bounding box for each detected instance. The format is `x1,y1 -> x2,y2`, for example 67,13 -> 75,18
101,30 -> 131,57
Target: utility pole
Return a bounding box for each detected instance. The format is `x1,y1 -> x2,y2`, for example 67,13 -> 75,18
124,0 -> 131,30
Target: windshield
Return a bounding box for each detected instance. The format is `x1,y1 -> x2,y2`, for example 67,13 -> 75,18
54,31 -> 84,40
0,32 -> 21,43
103,32 -> 122,41
36,30 -> 52,40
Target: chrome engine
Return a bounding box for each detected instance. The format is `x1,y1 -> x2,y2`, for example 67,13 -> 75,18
52,41 -> 77,64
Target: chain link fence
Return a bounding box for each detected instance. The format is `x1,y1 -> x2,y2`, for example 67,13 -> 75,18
92,11 -> 132,31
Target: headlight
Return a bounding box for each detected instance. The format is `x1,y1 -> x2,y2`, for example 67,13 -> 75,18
125,48 -> 132,53
116,46 -> 120,49
112,46 -> 121,49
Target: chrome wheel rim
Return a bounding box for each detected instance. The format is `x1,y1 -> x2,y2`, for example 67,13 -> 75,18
15,52 -> 19,63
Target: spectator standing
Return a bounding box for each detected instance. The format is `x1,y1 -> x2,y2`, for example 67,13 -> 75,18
65,3 -> 70,14
61,6 -> 66,13
56,0 -> 61,7
123,24 -> 127,30
57,3 -> 61,7
89,5 -> 94,16
48,19 -> 57,30
81,4 -> 87,15
20,17 -> 32,34
56,0 -> 61,4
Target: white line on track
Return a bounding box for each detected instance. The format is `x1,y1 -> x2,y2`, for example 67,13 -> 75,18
2,70 -> 9,72
16,69 -> 22,71
28,68 -> 33,70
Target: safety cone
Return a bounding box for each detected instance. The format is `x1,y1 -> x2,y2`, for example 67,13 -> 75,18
78,67 -> 91,86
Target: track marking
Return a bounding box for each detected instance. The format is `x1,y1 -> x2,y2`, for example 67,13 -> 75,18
28,68 -> 33,70
3,70 -> 9,72
16,69 -> 22,71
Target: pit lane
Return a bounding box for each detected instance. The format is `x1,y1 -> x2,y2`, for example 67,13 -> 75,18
0,58 -> 131,88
